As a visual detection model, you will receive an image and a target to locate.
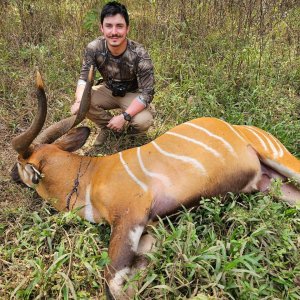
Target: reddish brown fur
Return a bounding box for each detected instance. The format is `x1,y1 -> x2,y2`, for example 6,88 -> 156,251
12,74 -> 300,299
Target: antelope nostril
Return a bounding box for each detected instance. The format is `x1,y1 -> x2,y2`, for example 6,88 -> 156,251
11,163 -> 21,183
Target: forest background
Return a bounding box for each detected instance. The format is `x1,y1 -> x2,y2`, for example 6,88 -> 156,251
0,0 -> 300,299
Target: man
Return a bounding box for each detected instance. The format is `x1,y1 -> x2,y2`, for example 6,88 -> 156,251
71,1 -> 155,145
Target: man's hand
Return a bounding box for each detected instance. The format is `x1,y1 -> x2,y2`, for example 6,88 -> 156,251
107,114 -> 127,132
71,101 -> 81,115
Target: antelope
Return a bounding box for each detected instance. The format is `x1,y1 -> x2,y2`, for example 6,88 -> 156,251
12,67 -> 300,300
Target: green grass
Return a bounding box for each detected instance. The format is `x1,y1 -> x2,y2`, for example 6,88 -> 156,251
1,195 -> 299,299
1,0 -> 300,299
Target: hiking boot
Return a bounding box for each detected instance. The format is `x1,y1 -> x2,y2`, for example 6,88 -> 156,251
94,129 -> 109,146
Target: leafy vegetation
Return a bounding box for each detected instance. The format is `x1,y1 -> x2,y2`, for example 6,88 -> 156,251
0,0 -> 300,299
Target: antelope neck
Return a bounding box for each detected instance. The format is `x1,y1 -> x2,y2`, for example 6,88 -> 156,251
65,157 -> 92,211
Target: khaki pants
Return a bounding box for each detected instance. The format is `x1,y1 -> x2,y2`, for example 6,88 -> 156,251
87,85 -> 154,133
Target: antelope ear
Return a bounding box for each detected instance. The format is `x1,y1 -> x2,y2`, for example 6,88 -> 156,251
54,127 -> 90,152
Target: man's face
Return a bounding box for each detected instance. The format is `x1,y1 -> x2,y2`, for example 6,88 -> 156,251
101,14 -> 129,48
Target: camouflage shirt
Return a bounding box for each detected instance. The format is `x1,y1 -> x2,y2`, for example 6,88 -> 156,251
79,36 -> 155,105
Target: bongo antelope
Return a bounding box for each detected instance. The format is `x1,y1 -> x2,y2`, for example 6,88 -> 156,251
12,68 -> 300,299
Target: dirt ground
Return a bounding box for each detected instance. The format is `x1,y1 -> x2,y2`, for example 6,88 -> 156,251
0,116 -> 26,210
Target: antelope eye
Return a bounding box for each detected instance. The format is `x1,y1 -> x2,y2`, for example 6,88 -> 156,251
32,173 -> 40,184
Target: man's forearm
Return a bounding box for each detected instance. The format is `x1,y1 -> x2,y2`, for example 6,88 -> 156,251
71,82 -> 86,115
124,98 -> 146,117
75,82 -> 86,103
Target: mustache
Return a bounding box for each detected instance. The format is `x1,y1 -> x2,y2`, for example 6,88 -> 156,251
109,34 -> 123,38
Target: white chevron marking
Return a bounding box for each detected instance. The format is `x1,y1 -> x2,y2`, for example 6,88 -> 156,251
85,184 -> 95,223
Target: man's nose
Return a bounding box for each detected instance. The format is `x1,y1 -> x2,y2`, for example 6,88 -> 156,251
111,26 -> 117,34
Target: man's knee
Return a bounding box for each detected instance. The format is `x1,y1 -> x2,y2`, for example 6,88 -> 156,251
131,111 -> 154,132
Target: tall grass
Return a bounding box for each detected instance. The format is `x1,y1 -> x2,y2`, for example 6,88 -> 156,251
0,0 -> 300,299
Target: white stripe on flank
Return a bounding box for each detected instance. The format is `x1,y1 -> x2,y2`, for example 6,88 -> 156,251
249,127 -> 279,158
242,126 -> 268,151
185,122 -> 237,157
119,152 -> 148,192
85,184 -> 95,223
261,131 -> 285,158
151,141 -> 206,174
137,148 -> 172,187
166,131 -> 222,159
218,119 -> 247,143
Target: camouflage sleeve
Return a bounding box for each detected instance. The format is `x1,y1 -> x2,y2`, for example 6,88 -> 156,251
136,51 -> 155,105
79,45 -> 95,83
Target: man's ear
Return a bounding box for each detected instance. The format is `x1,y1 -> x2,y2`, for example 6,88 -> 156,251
54,127 -> 90,152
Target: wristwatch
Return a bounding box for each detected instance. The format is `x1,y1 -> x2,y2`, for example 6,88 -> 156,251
122,112 -> 132,122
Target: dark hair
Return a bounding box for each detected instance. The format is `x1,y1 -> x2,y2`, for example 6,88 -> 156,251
100,1 -> 129,26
